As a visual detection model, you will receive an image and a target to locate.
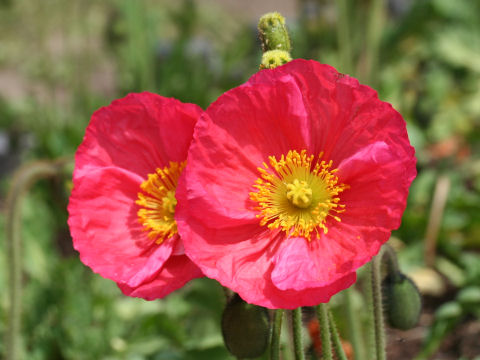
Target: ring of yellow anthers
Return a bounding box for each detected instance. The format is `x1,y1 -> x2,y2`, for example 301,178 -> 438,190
136,161 -> 186,244
250,150 -> 349,240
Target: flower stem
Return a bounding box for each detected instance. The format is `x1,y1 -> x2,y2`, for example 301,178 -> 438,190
315,304 -> 333,360
372,251 -> 387,360
292,308 -> 305,360
270,309 -> 284,360
382,243 -> 401,281
424,174 -> 450,267
336,0 -> 353,74
344,288 -> 366,360
328,309 -> 348,360
364,0 -> 385,85
364,262 -> 376,359
5,158 -> 72,360
222,286 -> 234,302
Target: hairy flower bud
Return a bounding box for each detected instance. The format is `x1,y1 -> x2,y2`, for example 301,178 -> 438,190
221,294 -> 269,358
260,50 -> 292,69
258,12 -> 291,53
383,273 -> 422,330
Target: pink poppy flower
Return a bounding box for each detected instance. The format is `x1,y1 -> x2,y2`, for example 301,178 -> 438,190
68,92 -> 204,300
176,59 -> 416,309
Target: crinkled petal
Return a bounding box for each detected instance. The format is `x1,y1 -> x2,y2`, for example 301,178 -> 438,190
178,59 -> 416,307
177,210 -> 356,309
69,92 -> 203,293
74,92 -> 202,179
249,59 -> 414,168
180,78 -> 310,229
118,255 -> 204,300
271,140 -> 416,291
68,166 -> 177,287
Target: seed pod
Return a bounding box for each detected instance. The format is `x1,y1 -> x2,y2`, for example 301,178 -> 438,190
221,294 -> 270,358
383,273 -> 422,330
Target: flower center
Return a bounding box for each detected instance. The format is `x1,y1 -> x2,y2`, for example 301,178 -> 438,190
249,150 -> 348,240
162,190 -> 177,214
136,161 -> 186,244
286,179 -> 313,208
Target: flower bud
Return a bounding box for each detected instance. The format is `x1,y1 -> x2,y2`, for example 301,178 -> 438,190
221,294 -> 269,358
383,273 -> 422,330
258,12 -> 291,53
260,50 -> 292,70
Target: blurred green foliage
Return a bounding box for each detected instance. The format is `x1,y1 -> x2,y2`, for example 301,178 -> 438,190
0,0 -> 479,359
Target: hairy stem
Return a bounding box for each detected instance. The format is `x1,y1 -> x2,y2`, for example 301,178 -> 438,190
270,309 -> 284,360
336,0 -> 353,74
344,288 -> 366,360
292,308 -> 305,360
382,243 -> 401,281
372,250 -> 387,360
328,309 -> 348,360
364,0 -> 385,85
316,304 -> 333,360
365,262 -> 376,359
424,174 -> 450,267
5,158 -> 72,360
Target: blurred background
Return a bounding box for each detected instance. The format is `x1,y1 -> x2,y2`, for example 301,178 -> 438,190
0,0 -> 479,359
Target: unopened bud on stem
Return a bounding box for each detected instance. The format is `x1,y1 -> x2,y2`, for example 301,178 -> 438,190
258,12 -> 291,53
383,273 -> 422,330
260,50 -> 292,69
221,294 -> 269,358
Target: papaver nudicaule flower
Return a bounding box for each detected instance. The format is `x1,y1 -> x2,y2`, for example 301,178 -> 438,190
68,92 -> 203,299
176,59 -> 417,309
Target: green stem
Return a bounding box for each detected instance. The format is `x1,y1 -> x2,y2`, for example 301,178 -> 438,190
336,0 -> 353,74
364,0 -> 385,85
364,262 -> 376,359
372,250 -> 387,360
5,159 -> 71,360
292,308 -> 305,360
270,309 -> 284,360
328,309 -> 348,360
424,174 -> 450,267
382,244 -> 401,281
344,288 -> 366,360
222,286 -> 233,302
316,304 -> 333,360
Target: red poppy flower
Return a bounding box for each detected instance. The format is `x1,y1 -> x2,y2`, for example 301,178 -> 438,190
68,92 -> 204,299
176,59 -> 416,309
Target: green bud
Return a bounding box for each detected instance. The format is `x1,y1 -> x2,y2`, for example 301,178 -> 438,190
260,50 -> 292,70
221,294 -> 269,359
383,274 -> 422,330
258,12 -> 291,53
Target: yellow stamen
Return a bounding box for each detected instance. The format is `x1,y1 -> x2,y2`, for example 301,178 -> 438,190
136,161 -> 185,244
249,150 -> 348,240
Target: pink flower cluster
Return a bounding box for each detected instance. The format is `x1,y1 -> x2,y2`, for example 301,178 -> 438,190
68,59 -> 416,309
